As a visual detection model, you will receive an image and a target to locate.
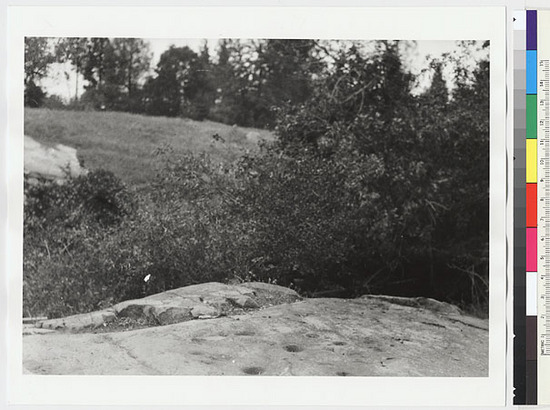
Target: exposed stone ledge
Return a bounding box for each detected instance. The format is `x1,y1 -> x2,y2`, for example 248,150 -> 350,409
36,282 -> 302,332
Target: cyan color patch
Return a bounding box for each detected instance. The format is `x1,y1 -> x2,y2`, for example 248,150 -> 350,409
526,50 -> 537,94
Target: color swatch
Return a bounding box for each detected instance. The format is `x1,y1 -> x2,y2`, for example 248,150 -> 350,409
525,9 -> 538,404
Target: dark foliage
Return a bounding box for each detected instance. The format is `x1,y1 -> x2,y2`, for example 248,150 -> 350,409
24,82 -> 46,108
140,44 -> 216,120
24,37 -> 54,108
24,170 -> 137,317
266,41 -> 490,310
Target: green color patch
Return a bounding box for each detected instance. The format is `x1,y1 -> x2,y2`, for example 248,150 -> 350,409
527,94 -> 537,139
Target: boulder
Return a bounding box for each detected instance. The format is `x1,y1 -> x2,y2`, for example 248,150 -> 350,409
151,306 -> 193,325
191,304 -> 220,318
24,135 -> 86,181
227,295 -> 260,309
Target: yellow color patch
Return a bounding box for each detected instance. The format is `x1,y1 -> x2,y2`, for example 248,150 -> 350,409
527,139 -> 538,183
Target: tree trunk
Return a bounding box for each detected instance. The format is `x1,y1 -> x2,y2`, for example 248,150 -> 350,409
75,61 -> 79,102
128,53 -> 133,98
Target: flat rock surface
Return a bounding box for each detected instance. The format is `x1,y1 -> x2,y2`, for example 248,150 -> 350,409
24,284 -> 488,376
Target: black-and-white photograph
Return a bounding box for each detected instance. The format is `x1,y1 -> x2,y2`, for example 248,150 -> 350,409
20,36 -> 491,378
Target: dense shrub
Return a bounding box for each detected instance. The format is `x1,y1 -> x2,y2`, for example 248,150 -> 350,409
24,160 -> 237,318
25,169 -> 135,230
42,94 -> 67,110
224,149 -> 385,294
24,82 -> 46,108
24,170 -> 138,317
259,42 -> 490,310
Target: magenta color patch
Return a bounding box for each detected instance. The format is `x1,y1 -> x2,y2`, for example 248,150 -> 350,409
526,228 -> 537,272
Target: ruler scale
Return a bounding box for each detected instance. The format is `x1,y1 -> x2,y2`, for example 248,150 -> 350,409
537,10 -> 550,406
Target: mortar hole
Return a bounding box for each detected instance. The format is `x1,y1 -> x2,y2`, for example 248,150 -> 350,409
284,344 -> 304,353
242,366 -> 264,375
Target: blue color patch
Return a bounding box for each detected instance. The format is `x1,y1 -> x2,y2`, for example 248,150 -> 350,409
526,50 -> 537,94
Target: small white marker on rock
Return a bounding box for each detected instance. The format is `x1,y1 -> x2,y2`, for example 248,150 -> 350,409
144,274 -> 151,283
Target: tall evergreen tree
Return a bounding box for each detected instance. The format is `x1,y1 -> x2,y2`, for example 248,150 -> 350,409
143,45 -> 198,117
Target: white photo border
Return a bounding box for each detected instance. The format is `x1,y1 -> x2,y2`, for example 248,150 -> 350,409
6,5 -> 506,406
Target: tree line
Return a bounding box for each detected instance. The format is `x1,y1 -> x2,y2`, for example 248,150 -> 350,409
25,37 -> 332,128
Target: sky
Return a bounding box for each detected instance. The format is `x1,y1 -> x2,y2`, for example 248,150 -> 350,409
40,39 -> 484,102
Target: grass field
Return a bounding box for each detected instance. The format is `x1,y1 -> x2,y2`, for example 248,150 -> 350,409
24,108 -> 275,188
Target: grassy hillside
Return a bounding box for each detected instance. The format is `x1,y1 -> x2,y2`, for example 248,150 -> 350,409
24,108 -> 275,187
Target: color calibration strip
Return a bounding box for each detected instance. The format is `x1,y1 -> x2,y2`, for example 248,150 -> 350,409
513,9 -> 527,405
537,10 -> 550,406
515,10 -> 550,405
526,9 -> 538,405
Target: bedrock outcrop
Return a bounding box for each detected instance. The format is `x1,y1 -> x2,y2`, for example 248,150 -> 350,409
23,282 -> 488,376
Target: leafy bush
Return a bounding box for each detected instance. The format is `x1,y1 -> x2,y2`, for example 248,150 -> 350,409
261,41 -> 490,310
24,82 -> 46,108
25,169 -> 135,230
24,170 -> 138,317
224,149 -> 386,294
42,94 -> 67,110
24,159 -> 237,318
